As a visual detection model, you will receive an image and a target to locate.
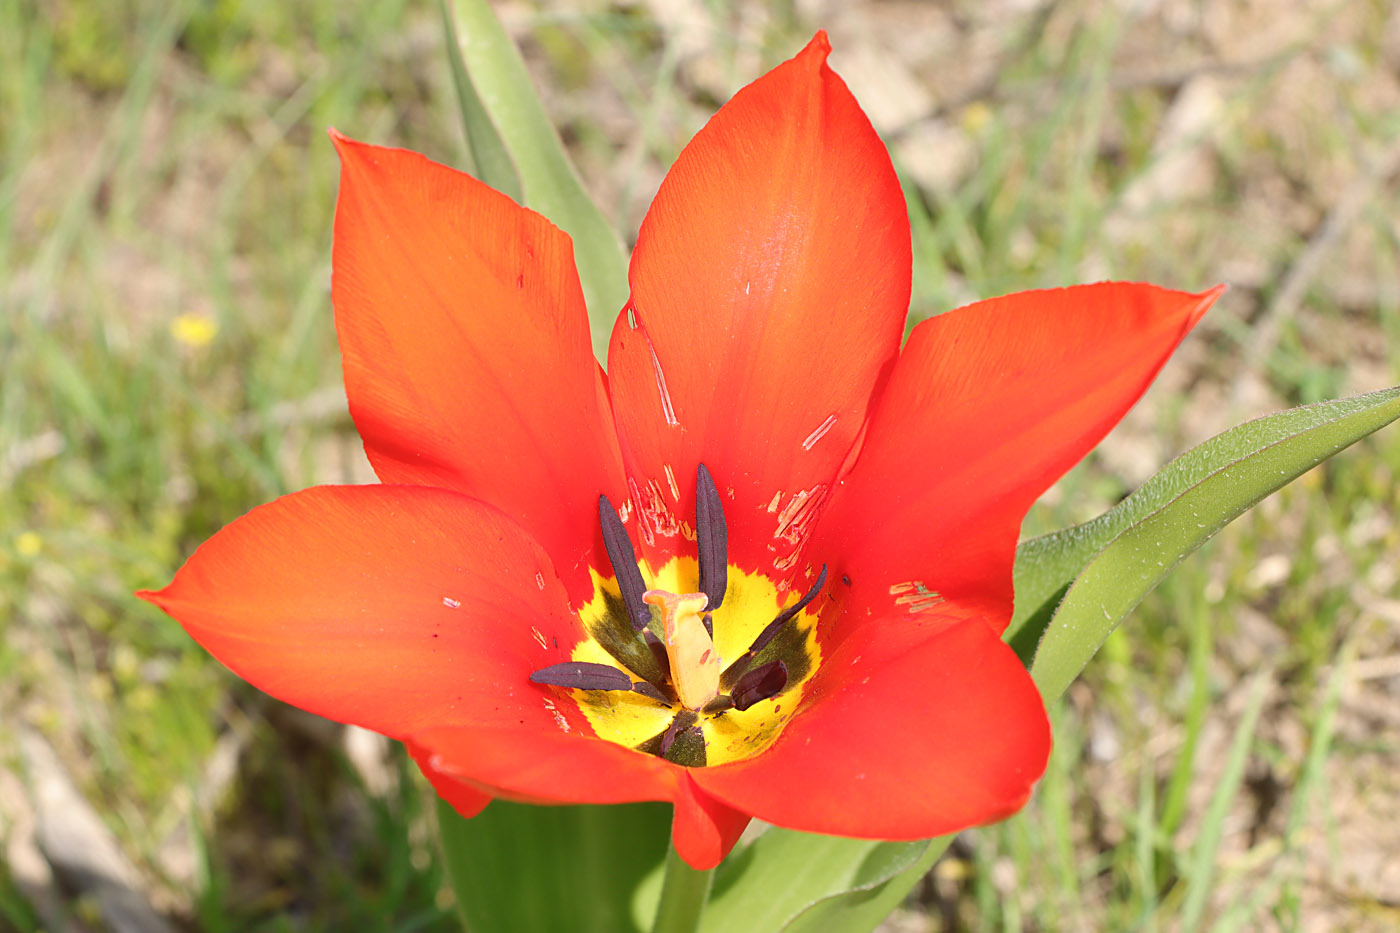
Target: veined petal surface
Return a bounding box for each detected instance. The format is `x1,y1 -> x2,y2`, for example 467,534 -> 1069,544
140,485 -> 585,739
813,283 -> 1221,642
693,610 -> 1050,839
607,33 -> 911,579
331,133 -> 626,602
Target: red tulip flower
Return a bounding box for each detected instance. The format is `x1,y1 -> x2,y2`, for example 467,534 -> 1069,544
140,33 -> 1219,869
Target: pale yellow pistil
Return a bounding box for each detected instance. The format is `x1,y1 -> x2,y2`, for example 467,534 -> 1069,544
643,589 -> 720,710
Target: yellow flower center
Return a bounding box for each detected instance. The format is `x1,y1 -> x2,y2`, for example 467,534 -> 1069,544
528,464 -> 828,767
569,557 -> 822,767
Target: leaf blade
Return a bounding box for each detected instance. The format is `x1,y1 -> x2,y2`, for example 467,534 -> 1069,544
700,832 -> 931,933
437,797 -> 671,933
1027,384 -> 1400,699
444,0 -> 630,358
438,0 -> 522,201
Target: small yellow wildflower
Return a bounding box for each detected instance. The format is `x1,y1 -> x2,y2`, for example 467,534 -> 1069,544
960,101 -> 993,135
15,531 -> 42,557
171,313 -> 218,348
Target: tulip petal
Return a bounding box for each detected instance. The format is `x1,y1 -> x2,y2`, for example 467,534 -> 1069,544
408,741 -> 493,818
139,485 -> 588,739
813,283 -> 1222,640
330,133 -> 626,602
607,32 -> 910,578
693,610 -> 1051,839
671,776 -> 752,870
410,725 -> 750,868
409,722 -> 679,809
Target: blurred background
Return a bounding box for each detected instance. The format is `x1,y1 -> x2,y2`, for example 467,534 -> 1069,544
3,0 -> 1398,929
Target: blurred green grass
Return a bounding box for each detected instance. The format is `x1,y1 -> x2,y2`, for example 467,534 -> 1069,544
3,0 -> 1398,929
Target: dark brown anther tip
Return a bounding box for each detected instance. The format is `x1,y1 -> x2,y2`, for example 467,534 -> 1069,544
598,495 -> 652,632
701,694 -> 735,714
720,564 -> 829,686
530,661 -> 634,692
695,464 -> 728,614
632,681 -> 669,703
658,709 -> 699,758
731,659 -> 788,711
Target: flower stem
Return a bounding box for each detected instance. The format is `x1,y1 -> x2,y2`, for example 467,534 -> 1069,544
651,845 -> 715,933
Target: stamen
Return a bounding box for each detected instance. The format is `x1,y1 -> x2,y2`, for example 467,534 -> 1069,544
656,710 -> 706,766
695,464 -> 728,630
598,495 -> 652,632
658,710 -> 698,757
530,661 -> 634,692
632,681 -> 669,703
731,659 -> 788,711
722,565 -> 828,685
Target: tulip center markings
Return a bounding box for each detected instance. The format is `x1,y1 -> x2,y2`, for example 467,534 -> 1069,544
530,465 -> 825,767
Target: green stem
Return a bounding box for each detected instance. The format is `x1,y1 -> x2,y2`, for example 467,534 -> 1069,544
651,845 -> 715,933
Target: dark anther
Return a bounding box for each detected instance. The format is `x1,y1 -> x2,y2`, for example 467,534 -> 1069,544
632,681 -> 669,703
701,694 -> 735,714
530,661 -> 634,692
731,659 -> 788,711
658,710 -> 698,757
664,724 -> 707,767
769,564 -> 829,630
598,495 -> 652,632
695,463 -> 728,634
722,565 -> 828,684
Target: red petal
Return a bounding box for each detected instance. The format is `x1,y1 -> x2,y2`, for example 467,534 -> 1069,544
330,132 -> 625,602
607,33 -> 910,577
408,740 -> 492,818
138,485 -> 586,739
671,776 -> 752,870
693,610 -> 1050,839
812,283 -> 1222,639
410,725 -> 749,867
409,723 -> 679,807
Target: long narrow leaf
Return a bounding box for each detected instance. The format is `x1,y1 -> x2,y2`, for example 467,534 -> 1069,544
445,0 -> 630,358
439,0 -> 521,201
437,798 -> 671,933
1029,384 -> 1400,699
1179,673 -> 1270,931
779,837 -> 953,933
700,832 -> 932,933
1010,384 -> 1400,666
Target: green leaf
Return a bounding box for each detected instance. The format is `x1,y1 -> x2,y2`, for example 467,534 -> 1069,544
699,831 -> 932,933
778,836 -> 953,933
1179,672 -> 1269,931
1025,384 -> 1400,699
439,0 -> 521,202
437,797 -> 671,933
443,0 -> 630,359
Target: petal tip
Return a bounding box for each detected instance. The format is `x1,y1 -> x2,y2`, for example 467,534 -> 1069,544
803,29 -> 832,59
1187,282 -> 1228,326
134,586 -> 169,610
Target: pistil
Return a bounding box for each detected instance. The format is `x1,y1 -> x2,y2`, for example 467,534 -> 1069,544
643,589 -> 720,710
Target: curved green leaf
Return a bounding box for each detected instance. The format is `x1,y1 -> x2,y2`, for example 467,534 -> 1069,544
698,831 -> 930,933
437,797 -> 670,933
778,836 -> 952,933
439,0 -> 521,202
779,384 -> 1400,931
1009,384 -> 1400,665
444,0 -> 630,359
1028,384 -> 1400,699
